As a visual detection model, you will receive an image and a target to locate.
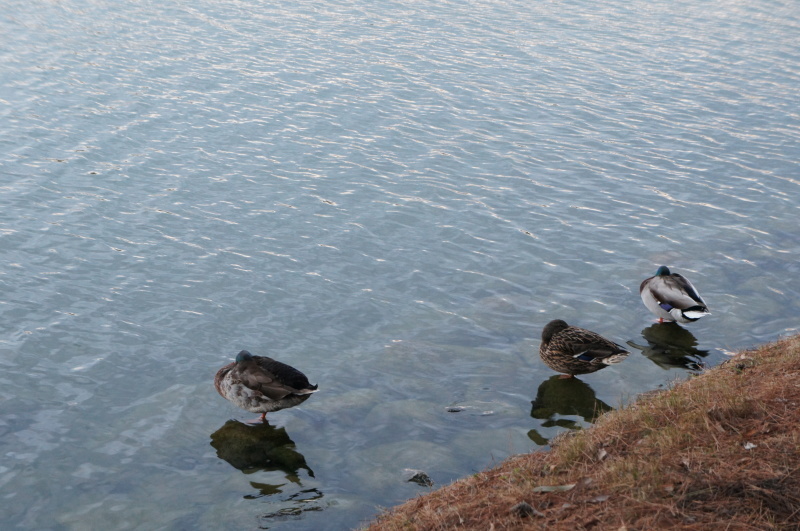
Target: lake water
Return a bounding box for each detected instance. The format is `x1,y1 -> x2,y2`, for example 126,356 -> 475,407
1,0 -> 799,528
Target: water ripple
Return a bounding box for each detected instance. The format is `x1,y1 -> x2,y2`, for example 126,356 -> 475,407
2,0 -> 800,528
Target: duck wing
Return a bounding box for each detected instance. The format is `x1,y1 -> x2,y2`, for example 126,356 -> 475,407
236,357 -> 317,400
669,273 -> 706,305
560,327 -> 628,363
651,274 -> 707,311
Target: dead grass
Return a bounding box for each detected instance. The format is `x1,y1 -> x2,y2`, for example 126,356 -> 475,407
364,335 -> 800,530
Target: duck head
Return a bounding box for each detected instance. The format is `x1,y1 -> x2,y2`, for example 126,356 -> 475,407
235,350 -> 254,363
541,319 -> 570,342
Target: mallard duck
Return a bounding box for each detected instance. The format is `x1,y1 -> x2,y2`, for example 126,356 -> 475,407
640,265 -> 710,323
539,319 -> 629,378
215,350 -> 318,422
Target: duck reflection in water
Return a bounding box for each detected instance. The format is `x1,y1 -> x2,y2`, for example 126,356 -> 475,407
210,419 -> 316,499
627,322 -> 710,372
528,375 -> 612,446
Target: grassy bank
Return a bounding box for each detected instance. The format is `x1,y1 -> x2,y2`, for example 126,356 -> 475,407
366,335 -> 800,530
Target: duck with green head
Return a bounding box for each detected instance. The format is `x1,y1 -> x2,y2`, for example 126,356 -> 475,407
539,319 -> 629,378
215,350 -> 318,422
640,266 -> 710,324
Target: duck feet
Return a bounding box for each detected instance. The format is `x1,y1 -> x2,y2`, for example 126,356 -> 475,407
245,413 -> 267,424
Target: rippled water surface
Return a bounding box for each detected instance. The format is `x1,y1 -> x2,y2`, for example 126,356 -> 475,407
2,0 -> 799,528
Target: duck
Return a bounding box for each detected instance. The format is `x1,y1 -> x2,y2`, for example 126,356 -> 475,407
539,319 -> 629,378
215,350 -> 318,422
640,265 -> 710,324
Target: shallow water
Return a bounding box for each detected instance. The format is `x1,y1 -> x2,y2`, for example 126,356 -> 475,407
1,0 -> 799,528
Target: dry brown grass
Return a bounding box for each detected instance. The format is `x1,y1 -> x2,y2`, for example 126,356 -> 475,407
365,335 -> 800,530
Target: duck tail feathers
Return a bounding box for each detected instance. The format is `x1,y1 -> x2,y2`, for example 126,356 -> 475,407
682,309 -> 710,320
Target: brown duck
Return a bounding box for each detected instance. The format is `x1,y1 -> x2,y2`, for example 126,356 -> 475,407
539,319 -> 629,378
215,350 -> 318,421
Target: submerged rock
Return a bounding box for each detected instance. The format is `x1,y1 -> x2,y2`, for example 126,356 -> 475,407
403,469 -> 433,487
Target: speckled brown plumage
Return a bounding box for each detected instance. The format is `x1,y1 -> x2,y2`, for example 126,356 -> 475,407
539,319 -> 629,377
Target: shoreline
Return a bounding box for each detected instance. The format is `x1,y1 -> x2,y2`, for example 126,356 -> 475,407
365,334 -> 800,530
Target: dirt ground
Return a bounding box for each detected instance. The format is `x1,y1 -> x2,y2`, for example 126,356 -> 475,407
365,335 -> 800,530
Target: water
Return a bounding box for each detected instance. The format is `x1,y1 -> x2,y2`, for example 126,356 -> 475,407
1,0 -> 799,528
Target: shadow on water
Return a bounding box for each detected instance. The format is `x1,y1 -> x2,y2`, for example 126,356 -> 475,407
527,375 -> 612,445
210,420 -> 323,525
627,322 -> 710,372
